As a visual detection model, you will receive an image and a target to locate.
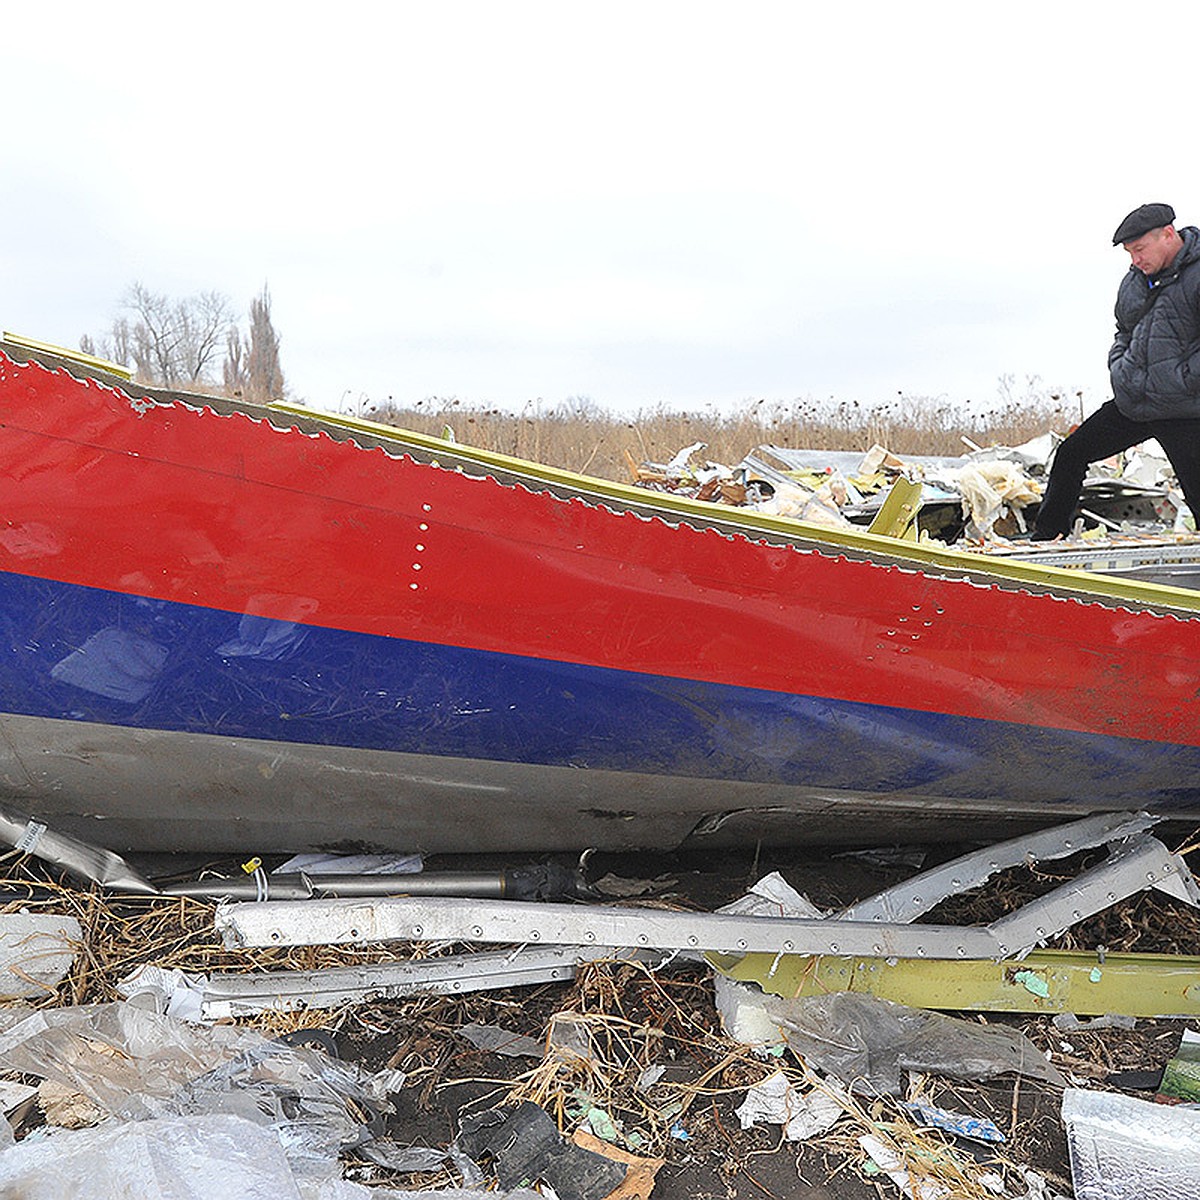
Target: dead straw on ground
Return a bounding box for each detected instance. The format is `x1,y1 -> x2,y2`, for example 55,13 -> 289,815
410,957 -> 1048,1195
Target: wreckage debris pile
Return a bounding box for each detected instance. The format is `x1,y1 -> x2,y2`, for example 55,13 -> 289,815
628,434 -> 1197,545
1,822 -> 1200,1199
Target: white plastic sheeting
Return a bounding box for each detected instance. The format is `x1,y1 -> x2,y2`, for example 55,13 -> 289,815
0,1003 -> 385,1173
734,1071 -> 845,1141
0,1113 -> 541,1200
0,1115 -> 304,1199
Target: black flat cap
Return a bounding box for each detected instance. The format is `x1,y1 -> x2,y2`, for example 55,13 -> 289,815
1113,202 -> 1175,245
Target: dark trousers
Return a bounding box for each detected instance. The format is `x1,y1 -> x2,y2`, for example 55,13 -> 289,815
1034,400 -> 1200,538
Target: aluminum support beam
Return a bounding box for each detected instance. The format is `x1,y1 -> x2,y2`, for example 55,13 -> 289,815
214,812 -> 1200,966
988,834 -> 1199,956
838,811 -> 1158,924
218,895 -> 1006,959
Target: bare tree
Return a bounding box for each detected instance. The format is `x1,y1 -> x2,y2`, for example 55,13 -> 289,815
81,284 -> 236,387
177,290 -> 236,383
223,326 -> 248,396
83,282 -> 283,398
244,285 -> 285,402
110,316 -> 133,369
123,283 -> 177,383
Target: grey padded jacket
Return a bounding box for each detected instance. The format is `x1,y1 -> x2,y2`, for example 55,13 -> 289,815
1109,224 -> 1200,421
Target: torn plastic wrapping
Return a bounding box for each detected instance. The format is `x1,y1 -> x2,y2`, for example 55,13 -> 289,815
859,1132 -> 953,1200
358,1139 -> 458,1173
457,1021 -> 545,1059
118,963 -> 209,1022
717,870 -> 824,920
767,992 -> 1065,1095
0,1003 -> 387,1173
0,1114 -> 306,1199
359,1138 -> 494,1191
329,1189 -> 538,1200
757,480 -> 853,528
546,1011 -> 597,1068
734,1071 -> 845,1141
0,1113 -> 523,1200
1061,1087 -> 1200,1200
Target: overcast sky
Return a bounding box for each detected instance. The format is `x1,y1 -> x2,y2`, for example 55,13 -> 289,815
4,2 -> 1195,420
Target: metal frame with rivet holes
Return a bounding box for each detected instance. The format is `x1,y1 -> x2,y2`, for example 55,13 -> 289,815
215,824 -> 1200,963
987,833 -> 1200,955
217,894 -> 1006,959
836,810 -> 1159,924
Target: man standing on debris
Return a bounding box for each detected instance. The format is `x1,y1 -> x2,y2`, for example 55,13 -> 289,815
1033,202 -> 1200,539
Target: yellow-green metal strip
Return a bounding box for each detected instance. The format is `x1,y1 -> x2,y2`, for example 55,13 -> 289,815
3,330 -> 133,381
867,476 -> 923,541
710,948 -> 1200,1017
268,401 -> 1200,616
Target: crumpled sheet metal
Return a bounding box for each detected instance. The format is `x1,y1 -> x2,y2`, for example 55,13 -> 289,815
0,802 -> 156,894
1062,1087 -> 1200,1200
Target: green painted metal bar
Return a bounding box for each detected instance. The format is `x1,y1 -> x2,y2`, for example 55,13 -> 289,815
711,948 -> 1200,1017
866,475 -> 923,540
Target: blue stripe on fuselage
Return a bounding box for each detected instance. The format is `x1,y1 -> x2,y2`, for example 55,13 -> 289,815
1,569 -> 1196,809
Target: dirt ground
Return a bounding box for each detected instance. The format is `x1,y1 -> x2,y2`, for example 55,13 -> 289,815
324,840 -> 1200,1198
5,836 -> 1200,1198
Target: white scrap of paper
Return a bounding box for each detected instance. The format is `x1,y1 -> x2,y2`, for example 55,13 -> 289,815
735,1071 -> 844,1141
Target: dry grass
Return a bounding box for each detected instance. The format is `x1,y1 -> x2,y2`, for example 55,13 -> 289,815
0,853 -> 444,1037
356,383 -> 1080,483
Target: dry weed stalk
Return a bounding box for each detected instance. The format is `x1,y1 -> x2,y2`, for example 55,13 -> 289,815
366,390 -> 1076,484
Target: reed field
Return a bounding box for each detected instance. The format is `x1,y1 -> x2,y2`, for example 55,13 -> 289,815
363,379 -> 1084,481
